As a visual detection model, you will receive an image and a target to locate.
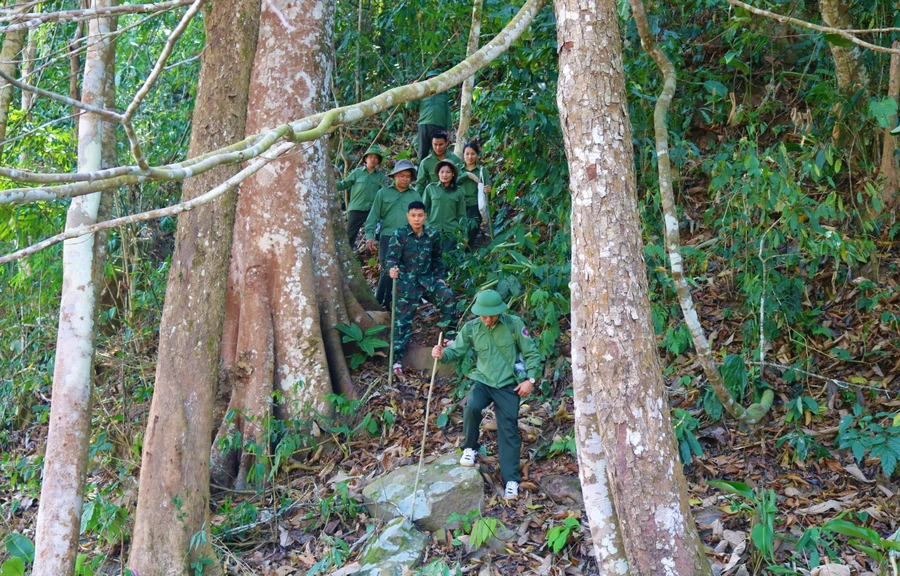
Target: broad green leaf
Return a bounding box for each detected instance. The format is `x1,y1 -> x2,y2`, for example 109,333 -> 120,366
703,80 -> 728,98
868,97 -> 898,129
4,534 -> 34,563
0,558 -> 25,576
823,33 -> 853,48
707,480 -> 754,500
823,519 -> 880,544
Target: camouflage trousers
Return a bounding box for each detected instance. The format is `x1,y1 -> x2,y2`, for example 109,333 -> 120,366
393,278 -> 455,358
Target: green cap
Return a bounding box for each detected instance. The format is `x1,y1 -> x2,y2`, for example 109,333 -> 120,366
471,290 -> 507,316
363,145 -> 384,162
425,70 -> 440,78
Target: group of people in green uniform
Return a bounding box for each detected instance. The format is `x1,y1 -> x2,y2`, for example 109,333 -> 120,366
336,89 -> 536,501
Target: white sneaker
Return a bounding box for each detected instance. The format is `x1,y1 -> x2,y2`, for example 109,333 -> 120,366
459,448 -> 477,467
392,362 -> 403,375
504,481 -> 519,500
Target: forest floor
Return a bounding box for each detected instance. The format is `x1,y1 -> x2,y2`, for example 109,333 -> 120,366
1,231 -> 898,576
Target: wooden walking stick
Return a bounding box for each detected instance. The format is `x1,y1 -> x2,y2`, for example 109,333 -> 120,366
409,332 -> 443,520
387,276 -> 398,387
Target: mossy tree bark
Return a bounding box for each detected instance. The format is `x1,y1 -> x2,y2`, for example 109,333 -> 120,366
128,0 -> 261,572
0,0 -> 28,146
554,0 -> 711,572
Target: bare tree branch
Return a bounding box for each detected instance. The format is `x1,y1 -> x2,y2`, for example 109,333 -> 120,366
0,0 -> 194,33
0,67 -> 122,123
632,0 -> 773,425
0,0 -> 549,203
727,0 -> 900,55
0,110 -> 340,263
121,0 -> 206,169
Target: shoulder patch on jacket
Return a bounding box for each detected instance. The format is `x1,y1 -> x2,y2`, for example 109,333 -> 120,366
521,326 -> 530,338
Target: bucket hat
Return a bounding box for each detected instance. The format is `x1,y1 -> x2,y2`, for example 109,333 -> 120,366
434,159 -> 459,179
471,290 -> 507,316
389,159 -> 417,177
363,145 -> 385,162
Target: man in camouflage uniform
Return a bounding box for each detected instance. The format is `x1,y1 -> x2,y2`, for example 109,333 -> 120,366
387,201 -> 456,374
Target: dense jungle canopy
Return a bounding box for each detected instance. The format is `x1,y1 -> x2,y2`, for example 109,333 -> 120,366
0,0 -> 898,573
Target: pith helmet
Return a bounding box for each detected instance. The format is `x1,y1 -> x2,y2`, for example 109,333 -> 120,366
363,145 -> 385,162
471,290 -> 507,316
389,159 -> 417,177
434,159 -> 459,179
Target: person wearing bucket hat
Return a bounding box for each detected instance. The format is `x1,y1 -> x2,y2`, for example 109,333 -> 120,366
337,145 -> 386,244
365,159 -> 423,306
431,290 -> 541,500
422,159 -> 465,254
416,70 -> 452,164
415,130 -> 463,196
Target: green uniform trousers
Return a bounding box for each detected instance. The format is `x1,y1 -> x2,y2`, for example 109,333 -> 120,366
392,279 -> 455,358
418,124 -> 445,165
375,234 -> 393,307
463,381 -> 521,484
465,205 -> 482,249
347,210 -> 369,246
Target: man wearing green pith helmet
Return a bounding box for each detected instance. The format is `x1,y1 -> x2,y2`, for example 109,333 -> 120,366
431,290 -> 541,500
337,144 -> 387,244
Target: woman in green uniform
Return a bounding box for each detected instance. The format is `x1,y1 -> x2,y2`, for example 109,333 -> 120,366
456,141 -> 492,248
423,159 -> 466,254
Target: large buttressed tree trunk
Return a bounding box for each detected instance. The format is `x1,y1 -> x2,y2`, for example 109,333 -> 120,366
212,0 -> 361,487
128,0 -> 261,571
554,0 -> 711,573
33,0 -> 112,572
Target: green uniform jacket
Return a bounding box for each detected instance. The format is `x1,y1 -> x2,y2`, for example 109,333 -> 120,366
423,182 -> 465,234
337,167 -> 386,212
364,185 -> 423,240
384,225 -> 445,287
457,165 -> 492,208
441,314 -> 541,388
418,92 -> 451,128
416,152 -> 463,195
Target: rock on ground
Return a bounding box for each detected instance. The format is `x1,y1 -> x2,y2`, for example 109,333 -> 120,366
355,517 -> 429,576
362,452 -> 483,532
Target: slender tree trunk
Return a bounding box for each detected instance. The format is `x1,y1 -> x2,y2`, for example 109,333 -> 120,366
554,0 -> 711,572
20,26 -> 37,112
32,1 -> 112,573
354,0 -> 362,102
818,0 -> 868,91
128,0 -> 261,571
880,42 -> 900,210
212,0 -> 354,488
570,342 -> 629,572
0,0 -> 29,145
454,0 -> 483,157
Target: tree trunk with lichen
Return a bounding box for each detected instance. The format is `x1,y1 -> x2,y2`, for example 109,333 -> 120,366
211,0 -> 372,488
32,1 -> 112,572
554,0 -> 711,572
454,0 -> 483,157
128,0 -> 260,572
880,42 -> 900,211
818,0 -> 868,92
0,0 -> 28,145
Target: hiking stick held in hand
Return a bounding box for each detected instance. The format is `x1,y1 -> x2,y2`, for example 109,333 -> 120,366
387,277 -> 398,387
409,331 -> 443,520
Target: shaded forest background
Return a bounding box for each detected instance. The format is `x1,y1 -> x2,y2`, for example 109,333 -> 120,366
0,0 -> 898,573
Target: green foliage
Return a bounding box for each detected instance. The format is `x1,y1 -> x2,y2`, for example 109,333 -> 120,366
307,535 -> 349,576
4,534 -> 34,563
336,323 -> 389,369
446,509 -> 502,552
415,560 -> 462,576
672,408 -> 703,464
547,432 -> 576,458
822,518 -> 900,567
836,405 -> 900,477
775,430 -> 829,464
708,480 -> 778,564
546,516 -> 580,553
74,554 -> 107,576
784,396 -> 819,425
80,494 -> 128,548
